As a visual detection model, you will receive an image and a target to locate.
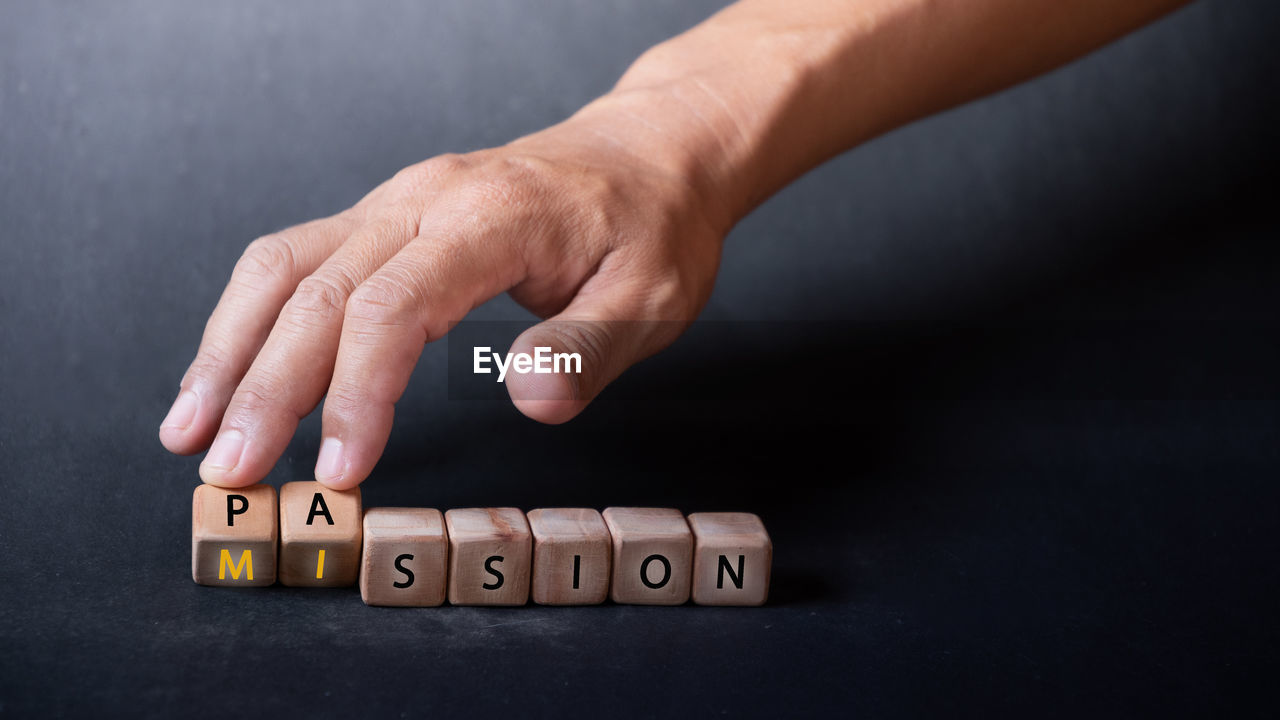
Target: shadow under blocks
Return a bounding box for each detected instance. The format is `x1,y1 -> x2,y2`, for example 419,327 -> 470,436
190,482 -> 772,607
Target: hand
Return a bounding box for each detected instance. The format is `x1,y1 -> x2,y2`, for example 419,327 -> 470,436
159,94 -> 729,489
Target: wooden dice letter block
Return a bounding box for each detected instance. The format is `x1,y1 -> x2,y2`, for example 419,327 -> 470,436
279,481 -> 362,587
602,507 -> 693,605
527,508 -> 611,605
444,508 -> 531,606
359,508 -> 448,607
688,512 -> 772,606
192,483 -> 278,586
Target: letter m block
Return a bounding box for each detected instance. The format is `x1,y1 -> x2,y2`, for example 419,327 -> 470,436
192,484 -> 278,586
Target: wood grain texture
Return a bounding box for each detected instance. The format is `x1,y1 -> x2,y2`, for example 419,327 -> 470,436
444,508 -> 531,606
192,483 -> 277,586
527,508 -> 611,605
687,512 -> 772,606
359,508 -> 448,607
602,507 -> 692,605
279,481 -> 362,587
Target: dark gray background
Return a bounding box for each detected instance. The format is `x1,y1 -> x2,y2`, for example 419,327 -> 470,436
2,0 -> 1278,717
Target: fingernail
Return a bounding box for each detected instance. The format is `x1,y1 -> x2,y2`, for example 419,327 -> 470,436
161,390 -> 199,431
315,437 -> 346,484
203,429 -> 245,473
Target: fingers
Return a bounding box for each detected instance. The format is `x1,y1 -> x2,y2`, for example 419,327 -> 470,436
160,213 -> 360,455
506,266 -> 690,425
197,212 -> 421,488
314,226 -> 527,490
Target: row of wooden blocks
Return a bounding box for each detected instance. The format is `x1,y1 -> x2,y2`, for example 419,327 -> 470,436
193,482 -> 771,606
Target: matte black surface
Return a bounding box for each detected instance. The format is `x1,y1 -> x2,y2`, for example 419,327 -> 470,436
2,1 -> 1278,717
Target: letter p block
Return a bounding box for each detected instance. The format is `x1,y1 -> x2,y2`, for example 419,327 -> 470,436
192,483 -> 278,586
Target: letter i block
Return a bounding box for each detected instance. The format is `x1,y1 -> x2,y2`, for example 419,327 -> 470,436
602,507 -> 692,605
687,513 -> 772,606
192,483 -> 277,586
279,481 -> 362,587
444,508 -> 532,606
359,508 -> 449,607
527,508 -> 611,605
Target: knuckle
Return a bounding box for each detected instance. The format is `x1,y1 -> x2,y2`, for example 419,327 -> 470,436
229,381 -> 276,416
185,341 -> 233,383
346,276 -> 417,328
541,321 -> 611,375
635,269 -> 698,321
285,275 -> 350,325
234,235 -> 297,288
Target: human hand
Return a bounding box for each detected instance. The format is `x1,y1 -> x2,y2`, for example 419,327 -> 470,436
159,93 -> 731,490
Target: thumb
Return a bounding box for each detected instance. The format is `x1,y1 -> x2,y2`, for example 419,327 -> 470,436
505,284 -> 685,424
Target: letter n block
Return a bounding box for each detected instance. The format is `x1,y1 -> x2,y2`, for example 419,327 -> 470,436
527,508 -> 611,605
688,512 -> 772,606
192,483 -> 277,586
359,508 -> 448,607
444,508 -> 531,606
279,481 -> 362,587
602,507 -> 692,605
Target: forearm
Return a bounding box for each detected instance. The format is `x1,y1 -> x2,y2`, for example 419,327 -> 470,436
573,0 -> 1192,230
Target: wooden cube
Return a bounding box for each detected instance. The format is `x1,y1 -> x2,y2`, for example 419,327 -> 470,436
192,483 -> 278,586
444,508 -> 531,606
688,512 -> 772,606
602,507 -> 692,605
279,481 -> 362,587
527,508 -> 611,605
359,508 -> 448,607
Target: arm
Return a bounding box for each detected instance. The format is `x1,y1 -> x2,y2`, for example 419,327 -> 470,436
160,0 -> 1191,489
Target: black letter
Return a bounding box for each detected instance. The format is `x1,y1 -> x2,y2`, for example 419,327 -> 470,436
306,493 -> 334,526
640,554 -> 671,589
483,555 -> 505,590
717,554 -> 745,590
572,555 -> 581,590
393,554 -> 415,588
226,495 -> 248,527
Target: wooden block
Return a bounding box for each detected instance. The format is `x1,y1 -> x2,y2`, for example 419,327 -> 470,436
359,508 -> 448,607
444,508 -> 531,606
279,481 -> 362,587
192,483 -> 278,586
527,508 -> 611,605
602,507 -> 692,605
688,512 -> 772,606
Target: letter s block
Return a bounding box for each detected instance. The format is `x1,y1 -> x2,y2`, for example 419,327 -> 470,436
279,481 -> 362,587
602,507 -> 692,605
359,508 -> 448,607
688,512 -> 772,606
444,508 -> 531,606
192,483 -> 277,587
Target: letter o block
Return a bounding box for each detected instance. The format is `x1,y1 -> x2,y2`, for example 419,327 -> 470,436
359,508 -> 448,607
192,483 -> 277,587
688,512 -> 772,606
444,508 -> 531,606
279,481 -> 362,587
527,508 -> 611,605
603,507 -> 692,605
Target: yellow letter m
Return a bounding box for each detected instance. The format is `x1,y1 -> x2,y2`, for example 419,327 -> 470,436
218,548 -> 254,581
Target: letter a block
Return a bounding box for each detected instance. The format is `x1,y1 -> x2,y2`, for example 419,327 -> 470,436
192,483 -> 277,586
687,512 -> 772,606
602,507 -> 692,605
444,508 -> 531,606
359,508 -> 449,607
279,481 -> 362,587
527,508 -> 611,605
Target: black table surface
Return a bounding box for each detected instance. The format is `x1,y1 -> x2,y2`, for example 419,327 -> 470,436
2,1 -> 1277,717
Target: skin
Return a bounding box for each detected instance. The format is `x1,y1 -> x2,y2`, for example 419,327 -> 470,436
160,0 -> 1191,489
